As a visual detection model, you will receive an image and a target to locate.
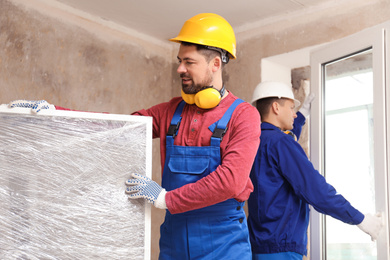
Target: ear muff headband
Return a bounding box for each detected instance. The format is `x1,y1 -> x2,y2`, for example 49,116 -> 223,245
181,87 -> 224,109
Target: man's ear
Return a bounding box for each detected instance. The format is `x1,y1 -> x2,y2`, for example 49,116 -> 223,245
211,56 -> 222,72
271,101 -> 280,115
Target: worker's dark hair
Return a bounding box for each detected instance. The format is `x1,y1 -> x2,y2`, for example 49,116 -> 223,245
181,41 -> 226,68
256,97 -> 286,118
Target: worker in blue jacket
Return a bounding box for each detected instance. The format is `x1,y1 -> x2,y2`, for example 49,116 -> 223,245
247,81 -> 383,260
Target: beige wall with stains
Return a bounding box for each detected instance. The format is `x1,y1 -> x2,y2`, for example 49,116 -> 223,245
1,0 -> 389,259
230,0 -> 390,103
0,0 -> 173,114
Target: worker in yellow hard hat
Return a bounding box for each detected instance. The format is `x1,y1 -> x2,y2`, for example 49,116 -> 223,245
169,12 -> 237,110
7,13 -> 260,260
125,13 -> 260,259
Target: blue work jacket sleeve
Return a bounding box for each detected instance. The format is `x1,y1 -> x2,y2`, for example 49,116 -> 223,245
292,111 -> 306,140
273,135 -> 364,225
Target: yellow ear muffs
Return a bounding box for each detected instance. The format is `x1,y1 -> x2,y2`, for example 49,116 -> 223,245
181,89 -> 196,105
284,130 -> 297,141
194,88 -> 222,109
181,88 -> 222,109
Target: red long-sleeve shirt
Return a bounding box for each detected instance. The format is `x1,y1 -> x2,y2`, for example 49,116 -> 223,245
133,92 -> 260,214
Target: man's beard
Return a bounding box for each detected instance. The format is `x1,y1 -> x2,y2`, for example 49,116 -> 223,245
181,72 -> 213,94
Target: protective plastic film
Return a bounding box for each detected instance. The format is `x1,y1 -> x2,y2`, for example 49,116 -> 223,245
0,106 -> 152,259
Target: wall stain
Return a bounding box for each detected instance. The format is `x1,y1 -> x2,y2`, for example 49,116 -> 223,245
81,45 -> 107,70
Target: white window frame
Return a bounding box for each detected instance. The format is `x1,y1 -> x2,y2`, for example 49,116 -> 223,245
309,21 -> 390,260
0,106 -> 152,259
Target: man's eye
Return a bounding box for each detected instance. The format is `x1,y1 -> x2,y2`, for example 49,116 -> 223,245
177,60 -> 193,65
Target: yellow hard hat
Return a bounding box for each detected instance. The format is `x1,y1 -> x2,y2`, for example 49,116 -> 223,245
170,13 -> 237,59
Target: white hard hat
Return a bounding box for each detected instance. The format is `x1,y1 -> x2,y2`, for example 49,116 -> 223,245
251,81 -> 301,107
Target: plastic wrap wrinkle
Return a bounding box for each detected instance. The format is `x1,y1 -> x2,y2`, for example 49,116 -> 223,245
0,111 -> 150,259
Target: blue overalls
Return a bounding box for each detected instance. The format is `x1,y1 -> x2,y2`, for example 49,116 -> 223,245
159,100 -> 252,260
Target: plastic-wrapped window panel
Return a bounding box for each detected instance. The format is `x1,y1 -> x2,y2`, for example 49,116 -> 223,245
0,105 -> 152,260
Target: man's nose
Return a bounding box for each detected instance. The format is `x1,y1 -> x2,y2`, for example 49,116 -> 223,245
177,62 -> 186,74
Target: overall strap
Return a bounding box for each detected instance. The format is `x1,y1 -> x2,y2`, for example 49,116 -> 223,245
210,99 -> 244,147
166,101 -> 186,145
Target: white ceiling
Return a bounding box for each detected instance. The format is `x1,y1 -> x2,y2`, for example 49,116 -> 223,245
55,0 -> 340,42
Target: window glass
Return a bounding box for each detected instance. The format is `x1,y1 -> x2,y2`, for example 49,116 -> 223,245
324,49 -> 377,260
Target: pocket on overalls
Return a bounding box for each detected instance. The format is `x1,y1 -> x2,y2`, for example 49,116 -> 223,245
168,155 -> 210,177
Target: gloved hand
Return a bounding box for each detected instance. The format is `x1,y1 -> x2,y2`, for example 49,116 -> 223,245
125,173 -> 167,209
8,100 -> 56,113
357,212 -> 383,241
298,93 -> 315,118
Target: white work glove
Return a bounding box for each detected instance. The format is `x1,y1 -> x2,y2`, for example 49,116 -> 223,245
125,173 -> 167,209
9,100 -> 56,113
298,93 -> 315,118
357,212 -> 383,241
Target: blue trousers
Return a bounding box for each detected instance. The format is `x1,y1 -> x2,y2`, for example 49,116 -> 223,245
252,252 -> 303,260
159,200 -> 252,260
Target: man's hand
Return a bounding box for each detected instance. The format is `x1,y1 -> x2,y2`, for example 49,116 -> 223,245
9,100 -> 55,113
125,173 -> 167,209
357,212 -> 383,241
298,93 -> 315,118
